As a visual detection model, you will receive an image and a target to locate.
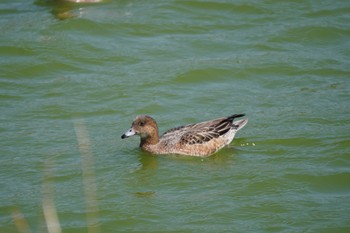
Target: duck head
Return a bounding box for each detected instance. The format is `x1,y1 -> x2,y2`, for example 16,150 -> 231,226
121,115 -> 159,146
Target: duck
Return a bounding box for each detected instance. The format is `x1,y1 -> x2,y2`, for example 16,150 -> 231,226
121,114 -> 248,157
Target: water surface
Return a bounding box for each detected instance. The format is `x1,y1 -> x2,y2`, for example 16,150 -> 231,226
1,0 -> 350,232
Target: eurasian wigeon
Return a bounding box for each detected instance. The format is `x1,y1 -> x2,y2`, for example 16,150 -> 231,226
121,114 -> 248,157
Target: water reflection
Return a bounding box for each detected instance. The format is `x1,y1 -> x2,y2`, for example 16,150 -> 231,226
135,148 -> 238,172
137,152 -> 159,170
35,0 -> 104,20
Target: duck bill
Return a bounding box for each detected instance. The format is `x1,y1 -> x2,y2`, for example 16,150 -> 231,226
121,128 -> 136,139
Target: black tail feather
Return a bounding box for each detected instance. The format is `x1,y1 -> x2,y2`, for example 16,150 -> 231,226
227,113 -> 245,121
216,114 -> 246,132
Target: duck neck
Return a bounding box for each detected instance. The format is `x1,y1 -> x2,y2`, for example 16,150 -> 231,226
140,131 -> 159,148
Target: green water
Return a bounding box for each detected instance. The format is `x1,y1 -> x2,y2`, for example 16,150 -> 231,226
1,0 -> 350,232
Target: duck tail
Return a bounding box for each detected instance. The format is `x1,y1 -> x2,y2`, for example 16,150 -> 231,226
227,113 -> 245,121
225,113 -> 248,131
232,118 -> 248,131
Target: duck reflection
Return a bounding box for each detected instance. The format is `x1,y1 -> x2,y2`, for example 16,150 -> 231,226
138,152 -> 159,171
35,0 -> 104,20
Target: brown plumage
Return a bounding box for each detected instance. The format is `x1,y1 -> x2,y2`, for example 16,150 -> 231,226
121,114 -> 248,157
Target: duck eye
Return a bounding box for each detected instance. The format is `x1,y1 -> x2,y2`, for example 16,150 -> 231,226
139,121 -> 145,127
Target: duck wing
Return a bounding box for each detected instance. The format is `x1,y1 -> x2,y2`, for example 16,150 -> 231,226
162,114 -> 245,146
